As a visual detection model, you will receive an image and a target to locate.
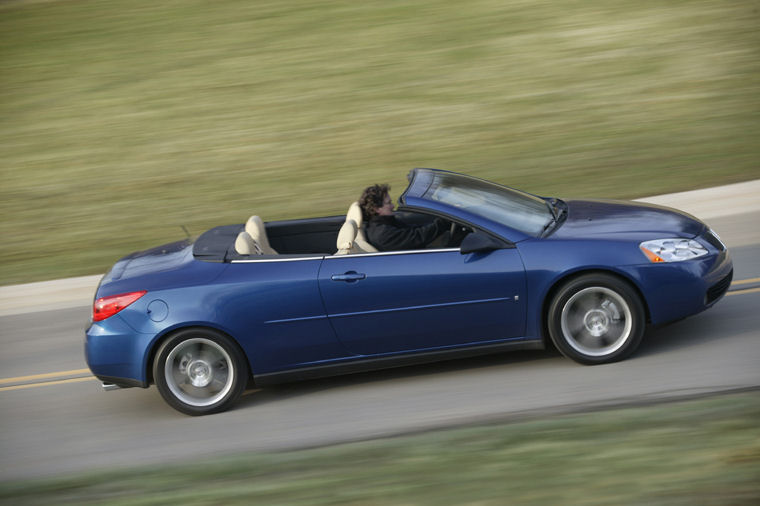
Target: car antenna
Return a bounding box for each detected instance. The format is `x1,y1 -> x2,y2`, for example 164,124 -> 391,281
181,225 -> 191,239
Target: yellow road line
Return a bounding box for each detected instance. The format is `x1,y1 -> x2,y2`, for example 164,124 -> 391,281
0,376 -> 96,392
0,368 -> 91,385
727,287 -> 760,296
732,277 -> 760,286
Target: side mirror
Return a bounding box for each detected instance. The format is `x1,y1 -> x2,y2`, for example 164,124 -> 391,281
459,231 -> 508,254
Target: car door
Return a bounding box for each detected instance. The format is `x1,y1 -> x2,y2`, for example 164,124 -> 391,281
318,248 -> 526,356
214,256 -> 351,374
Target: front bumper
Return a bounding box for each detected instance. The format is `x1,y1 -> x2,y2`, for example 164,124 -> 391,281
621,250 -> 733,326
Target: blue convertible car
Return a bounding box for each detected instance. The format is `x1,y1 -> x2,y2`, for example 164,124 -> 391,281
85,169 -> 733,415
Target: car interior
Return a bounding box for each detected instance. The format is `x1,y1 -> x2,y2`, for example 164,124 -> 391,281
193,203 -> 470,262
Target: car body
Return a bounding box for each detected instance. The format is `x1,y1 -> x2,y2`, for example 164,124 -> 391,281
85,169 -> 733,415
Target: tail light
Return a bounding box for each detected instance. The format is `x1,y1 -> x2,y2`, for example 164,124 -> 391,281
93,290 -> 147,322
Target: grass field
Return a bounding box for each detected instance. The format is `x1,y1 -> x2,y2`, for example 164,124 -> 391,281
1,0 -> 759,285
1,391 -> 758,505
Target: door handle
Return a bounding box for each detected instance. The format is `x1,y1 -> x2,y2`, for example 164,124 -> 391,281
331,272 -> 366,282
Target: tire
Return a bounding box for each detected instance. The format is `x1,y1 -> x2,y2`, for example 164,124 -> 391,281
547,273 -> 645,365
153,328 -> 249,415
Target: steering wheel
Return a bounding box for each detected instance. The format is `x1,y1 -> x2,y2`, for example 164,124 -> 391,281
447,221 -> 470,247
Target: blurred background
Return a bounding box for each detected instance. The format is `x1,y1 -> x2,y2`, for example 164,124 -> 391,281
1,0 -> 758,284
1,3 -> 759,503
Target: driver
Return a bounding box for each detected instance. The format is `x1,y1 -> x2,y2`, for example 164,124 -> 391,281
358,184 -> 448,251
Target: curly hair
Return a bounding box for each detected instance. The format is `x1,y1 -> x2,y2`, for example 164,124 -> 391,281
359,184 -> 390,221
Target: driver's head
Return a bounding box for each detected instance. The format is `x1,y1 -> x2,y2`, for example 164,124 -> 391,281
359,184 -> 392,220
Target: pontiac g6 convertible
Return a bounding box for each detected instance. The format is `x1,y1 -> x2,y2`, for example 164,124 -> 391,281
85,169 -> 733,415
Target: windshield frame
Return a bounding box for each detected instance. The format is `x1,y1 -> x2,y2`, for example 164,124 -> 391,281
400,169 -> 554,238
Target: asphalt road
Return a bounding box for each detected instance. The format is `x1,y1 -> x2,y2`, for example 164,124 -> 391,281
1,211 -> 758,482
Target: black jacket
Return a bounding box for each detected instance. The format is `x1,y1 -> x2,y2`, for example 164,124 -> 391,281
364,215 -> 446,251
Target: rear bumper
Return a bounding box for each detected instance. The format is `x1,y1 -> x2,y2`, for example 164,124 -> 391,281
85,315 -> 153,388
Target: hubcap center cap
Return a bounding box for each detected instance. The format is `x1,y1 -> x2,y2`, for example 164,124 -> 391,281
187,360 -> 212,387
584,309 -> 609,337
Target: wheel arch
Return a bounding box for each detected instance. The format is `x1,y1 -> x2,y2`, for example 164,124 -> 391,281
145,324 -> 254,387
539,268 -> 651,346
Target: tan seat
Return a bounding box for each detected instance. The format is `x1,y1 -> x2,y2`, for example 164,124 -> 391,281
245,215 -> 277,254
235,231 -> 263,255
335,219 -> 360,255
346,202 -> 378,253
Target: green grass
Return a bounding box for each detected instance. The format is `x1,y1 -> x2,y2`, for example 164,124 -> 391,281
1,0 -> 759,285
1,392 -> 759,505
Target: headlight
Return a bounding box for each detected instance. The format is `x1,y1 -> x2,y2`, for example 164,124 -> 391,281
640,238 -> 708,263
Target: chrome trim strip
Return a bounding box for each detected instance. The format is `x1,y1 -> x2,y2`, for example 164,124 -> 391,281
328,296 -> 513,319
232,256 -> 325,263
265,314 -> 329,324
266,296 -> 513,324
324,248 -> 460,259
231,248 -> 461,263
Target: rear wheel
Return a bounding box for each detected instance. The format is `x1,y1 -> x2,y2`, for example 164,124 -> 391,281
153,328 -> 249,415
547,274 -> 645,364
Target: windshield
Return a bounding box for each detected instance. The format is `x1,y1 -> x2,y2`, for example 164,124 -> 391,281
423,172 -> 553,236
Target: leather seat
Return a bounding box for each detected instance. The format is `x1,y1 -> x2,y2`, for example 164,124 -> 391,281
234,231 -> 263,255
335,219 -> 360,255
244,215 -> 277,254
346,202 -> 378,253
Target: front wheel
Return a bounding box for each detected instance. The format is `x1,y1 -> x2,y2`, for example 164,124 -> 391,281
547,274 -> 645,365
153,328 -> 249,415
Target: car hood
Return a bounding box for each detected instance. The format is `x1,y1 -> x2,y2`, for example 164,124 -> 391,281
551,199 -> 706,239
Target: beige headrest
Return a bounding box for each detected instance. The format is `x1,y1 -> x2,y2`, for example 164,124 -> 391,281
347,202 -> 363,227
235,231 -> 263,255
346,202 -> 377,252
245,215 -> 277,254
336,219 -> 358,254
